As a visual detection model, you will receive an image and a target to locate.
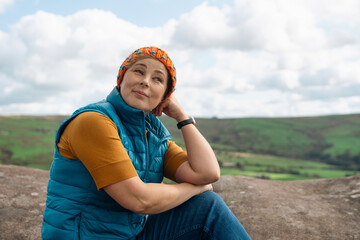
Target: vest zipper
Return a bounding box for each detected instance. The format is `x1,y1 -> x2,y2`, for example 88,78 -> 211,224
143,129 -> 150,182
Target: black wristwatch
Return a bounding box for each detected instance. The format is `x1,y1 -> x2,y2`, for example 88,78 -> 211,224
177,116 -> 196,129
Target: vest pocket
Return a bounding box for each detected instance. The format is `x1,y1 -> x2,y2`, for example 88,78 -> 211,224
130,213 -> 148,235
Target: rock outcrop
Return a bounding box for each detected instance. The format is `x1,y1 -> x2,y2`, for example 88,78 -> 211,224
0,164 -> 359,240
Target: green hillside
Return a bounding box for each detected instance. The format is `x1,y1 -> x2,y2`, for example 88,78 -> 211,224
0,116 -> 64,170
160,114 -> 360,171
0,114 -> 359,180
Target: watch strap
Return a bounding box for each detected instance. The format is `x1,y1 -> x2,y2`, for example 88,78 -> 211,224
177,117 -> 195,129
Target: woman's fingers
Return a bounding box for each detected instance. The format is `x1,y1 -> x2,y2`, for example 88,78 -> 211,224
152,101 -> 168,116
205,184 -> 213,191
152,95 -> 186,120
151,106 -> 161,116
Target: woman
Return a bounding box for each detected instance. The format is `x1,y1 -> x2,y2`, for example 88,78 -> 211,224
42,46 -> 251,240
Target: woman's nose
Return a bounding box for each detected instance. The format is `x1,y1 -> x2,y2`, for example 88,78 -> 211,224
140,75 -> 150,87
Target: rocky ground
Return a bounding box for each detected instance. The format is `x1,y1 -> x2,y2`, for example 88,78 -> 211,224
0,164 -> 359,240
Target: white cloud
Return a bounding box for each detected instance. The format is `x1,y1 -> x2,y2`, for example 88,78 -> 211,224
171,2 -> 234,48
169,0 -> 360,117
171,0 -> 330,51
0,9 -> 174,114
0,0 -> 14,13
0,0 -> 360,117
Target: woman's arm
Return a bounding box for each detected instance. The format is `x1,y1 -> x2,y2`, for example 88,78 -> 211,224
151,96 -> 220,185
104,176 -> 212,215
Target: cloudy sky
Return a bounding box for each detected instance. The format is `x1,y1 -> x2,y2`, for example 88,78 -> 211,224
0,0 -> 359,118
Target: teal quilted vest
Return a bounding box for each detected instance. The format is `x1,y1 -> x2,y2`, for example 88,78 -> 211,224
42,87 -> 171,239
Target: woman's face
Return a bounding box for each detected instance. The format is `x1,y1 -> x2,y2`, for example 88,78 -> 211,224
120,57 -> 168,114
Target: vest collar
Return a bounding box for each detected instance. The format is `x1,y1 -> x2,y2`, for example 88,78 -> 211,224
106,87 -> 171,140
106,86 -> 145,126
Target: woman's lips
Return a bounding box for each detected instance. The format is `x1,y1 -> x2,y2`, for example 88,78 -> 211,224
133,90 -> 148,97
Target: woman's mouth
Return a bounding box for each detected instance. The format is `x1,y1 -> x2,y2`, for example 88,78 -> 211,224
133,90 -> 148,98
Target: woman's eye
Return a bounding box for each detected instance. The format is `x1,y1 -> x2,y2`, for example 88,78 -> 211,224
134,69 -> 143,75
154,77 -> 163,82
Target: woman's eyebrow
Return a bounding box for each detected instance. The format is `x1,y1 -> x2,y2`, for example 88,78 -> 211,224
154,70 -> 166,76
133,63 -> 147,68
134,63 -> 165,76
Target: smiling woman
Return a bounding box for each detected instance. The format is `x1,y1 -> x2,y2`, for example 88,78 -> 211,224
120,57 -> 169,113
41,46 -> 251,240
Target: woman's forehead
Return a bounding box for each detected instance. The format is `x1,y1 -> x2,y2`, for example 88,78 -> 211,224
132,58 -> 168,75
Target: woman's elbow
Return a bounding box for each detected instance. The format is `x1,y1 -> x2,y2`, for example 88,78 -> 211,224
126,199 -> 152,214
199,169 -> 220,184
209,169 -> 221,183
215,170 -> 221,182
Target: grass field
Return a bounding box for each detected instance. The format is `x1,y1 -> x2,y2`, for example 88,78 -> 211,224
218,152 -> 359,180
161,114 -> 360,171
0,116 -> 63,170
1,114 -> 359,180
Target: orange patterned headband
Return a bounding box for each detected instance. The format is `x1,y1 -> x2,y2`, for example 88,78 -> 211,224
117,46 -> 177,101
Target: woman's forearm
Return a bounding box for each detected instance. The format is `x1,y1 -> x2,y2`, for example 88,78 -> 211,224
104,177 -> 211,215
151,96 -> 220,184
138,182 -> 211,214
179,121 -> 220,183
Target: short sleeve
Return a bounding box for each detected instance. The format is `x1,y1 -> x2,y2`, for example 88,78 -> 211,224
163,140 -> 188,181
57,111 -> 138,190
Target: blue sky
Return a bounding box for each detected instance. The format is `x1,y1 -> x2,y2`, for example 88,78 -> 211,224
1,0 -> 360,118
0,0 -> 232,29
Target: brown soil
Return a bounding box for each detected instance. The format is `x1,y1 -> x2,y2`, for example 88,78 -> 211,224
0,164 -> 359,240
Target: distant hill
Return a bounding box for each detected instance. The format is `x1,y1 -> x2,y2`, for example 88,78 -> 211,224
160,113 -> 360,171
0,115 -> 65,170
0,113 -> 359,176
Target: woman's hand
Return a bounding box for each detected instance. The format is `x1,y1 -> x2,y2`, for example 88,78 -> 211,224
151,96 -> 188,122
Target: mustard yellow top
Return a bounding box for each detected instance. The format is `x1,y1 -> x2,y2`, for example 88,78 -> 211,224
57,111 -> 187,190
